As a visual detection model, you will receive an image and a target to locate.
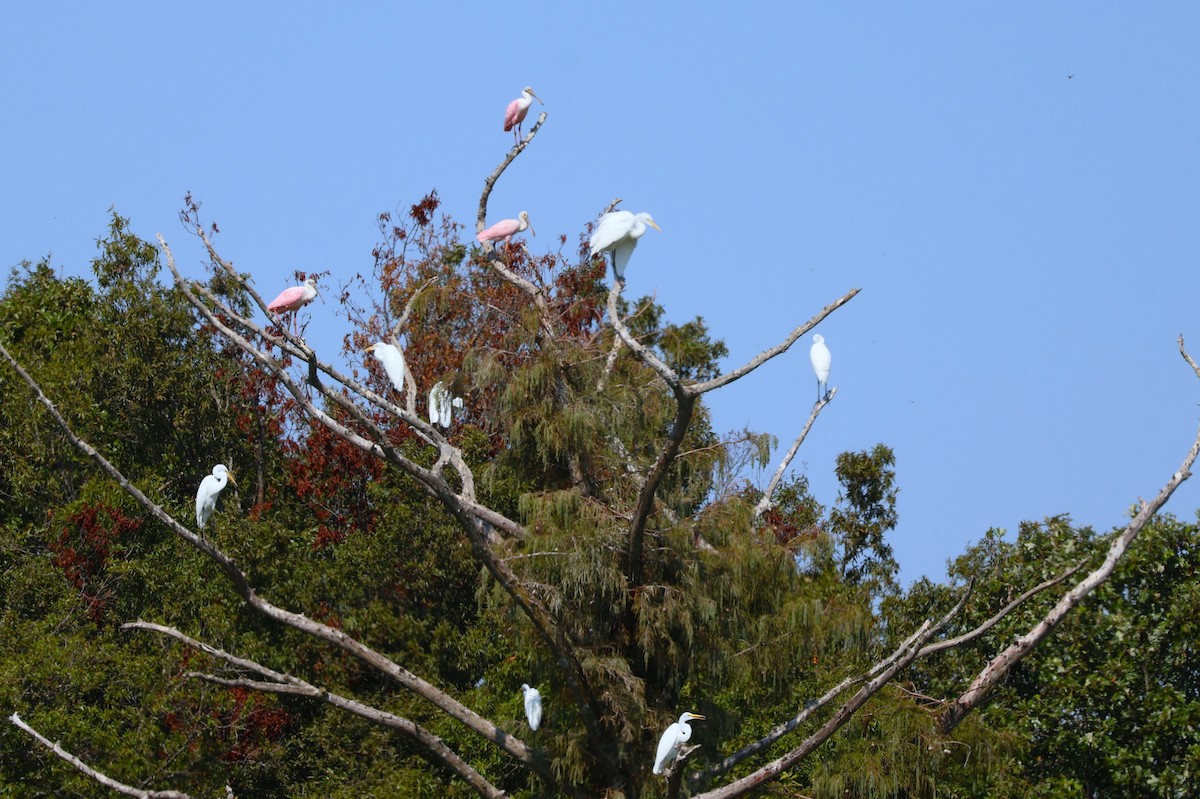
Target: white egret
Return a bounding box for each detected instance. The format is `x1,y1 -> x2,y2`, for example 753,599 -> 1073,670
429,382 -> 464,428
589,210 -> 661,283
196,464 -> 236,529
810,334 -> 831,401
365,341 -> 406,393
653,711 -> 705,775
521,684 -> 543,731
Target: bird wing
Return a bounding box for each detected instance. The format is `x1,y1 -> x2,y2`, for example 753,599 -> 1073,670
810,344 -> 831,381
653,723 -> 682,774
267,286 -> 304,311
503,99 -> 523,131
525,691 -> 542,730
612,239 -> 637,280
196,476 -> 219,527
589,211 -> 634,256
478,219 -> 519,242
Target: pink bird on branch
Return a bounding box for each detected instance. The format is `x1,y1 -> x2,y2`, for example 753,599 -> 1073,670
267,277 -> 320,333
477,211 -> 534,248
503,86 -> 542,144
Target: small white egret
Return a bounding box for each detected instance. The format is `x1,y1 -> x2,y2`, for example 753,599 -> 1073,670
589,211 -> 661,283
810,334 -> 831,401
196,464 -> 236,529
653,711 -> 705,775
429,381 -> 464,428
521,683 -> 543,731
365,341 -> 406,393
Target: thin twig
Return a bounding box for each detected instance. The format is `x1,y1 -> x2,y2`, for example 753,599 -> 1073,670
754,388 -> 838,518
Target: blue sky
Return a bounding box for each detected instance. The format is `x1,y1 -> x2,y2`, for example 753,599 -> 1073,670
4,4 -> 1199,585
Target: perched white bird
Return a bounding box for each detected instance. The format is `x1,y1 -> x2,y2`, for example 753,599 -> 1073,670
521,684 -> 543,731
365,341 -> 406,393
653,711 -> 705,775
195,464 -> 236,529
589,210 -> 661,282
810,334 -> 831,401
429,382 -> 465,428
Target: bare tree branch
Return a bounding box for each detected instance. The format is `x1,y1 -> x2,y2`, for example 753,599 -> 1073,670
937,412 -> 1200,732
477,111 -> 547,229
918,560 -> 1086,657
125,621 -> 511,799
9,713 -> 192,799
690,288 -> 860,396
158,235 -> 618,779
754,388 -> 838,519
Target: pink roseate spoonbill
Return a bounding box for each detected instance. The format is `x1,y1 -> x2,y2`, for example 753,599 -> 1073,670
521,684 -> 543,731
196,464 -> 236,529
365,342 -> 406,394
267,277 -> 320,332
503,86 -> 542,144
589,210 -> 661,283
653,712 -> 705,775
810,334 -> 831,401
477,211 -> 534,247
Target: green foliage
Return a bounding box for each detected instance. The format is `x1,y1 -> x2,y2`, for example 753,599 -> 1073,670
7,204 -> 1192,799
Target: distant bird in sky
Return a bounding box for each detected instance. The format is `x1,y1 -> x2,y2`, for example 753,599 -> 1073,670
589,210 -> 661,283
521,684 -> 542,731
365,341 -> 406,394
478,211 -> 534,246
810,334 -> 831,401
429,381 -> 465,428
504,86 -> 542,144
267,277 -> 319,332
653,712 -> 705,775
196,464 -> 236,529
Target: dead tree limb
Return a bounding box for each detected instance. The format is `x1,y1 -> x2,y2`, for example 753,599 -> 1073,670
125,621 -> 510,799
9,713 -> 192,799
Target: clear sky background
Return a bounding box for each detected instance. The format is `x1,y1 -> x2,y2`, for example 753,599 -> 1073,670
4,3 -> 1199,586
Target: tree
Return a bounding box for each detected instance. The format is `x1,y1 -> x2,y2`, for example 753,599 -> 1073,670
4,111 -> 1200,799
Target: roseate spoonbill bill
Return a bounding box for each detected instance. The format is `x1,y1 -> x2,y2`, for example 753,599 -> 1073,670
653,712 -> 705,775
589,210 -> 661,283
429,381 -> 465,428
810,334 -> 831,401
267,277 -> 319,332
503,86 -> 542,144
365,342 -> 406,394
196,464 -> 236,529
478,211 -> 534,246
521,684 -> 543,731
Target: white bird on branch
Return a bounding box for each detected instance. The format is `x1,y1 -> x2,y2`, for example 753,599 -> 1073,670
521,684 -> 542,731
365,341 -> 406,394
653,711 -> 705,775
589,210 -> 661,284
810,333 -> 831,401
196,464 -> 236,529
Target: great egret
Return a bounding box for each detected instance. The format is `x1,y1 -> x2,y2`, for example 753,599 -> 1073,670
503,86 -> 542,144
196,464 -> 236,529
267,277 -> 319,332
653,712 -> 705,775
810,334 -> 831,401
589,211 -> 661,283
365,341 -> 406,393
521,683 -> 543,731
478,211 -> 534,246
429,381 -> 464,428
